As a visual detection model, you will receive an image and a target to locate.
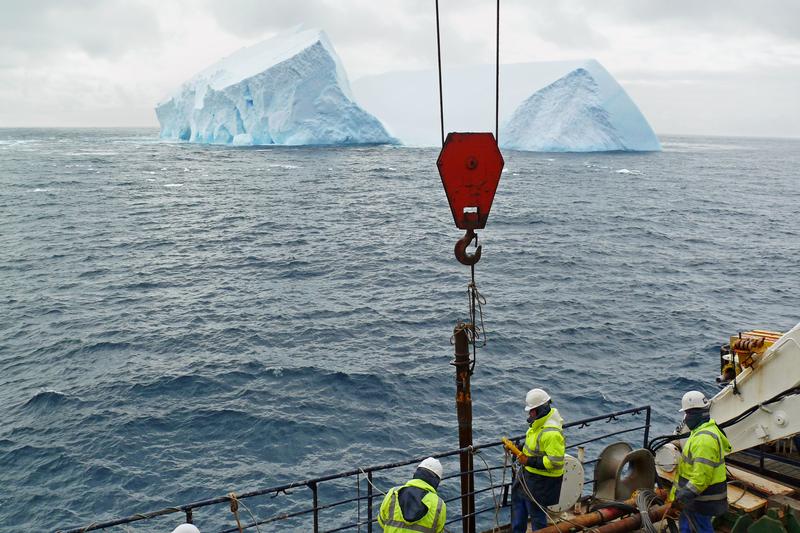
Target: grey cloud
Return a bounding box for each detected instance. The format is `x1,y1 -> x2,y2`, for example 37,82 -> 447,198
526,5 -> 609,50
0,0 -> 161,59
582,0 -> 800,42
203,0 -> 475,72
205,0 -> 428,43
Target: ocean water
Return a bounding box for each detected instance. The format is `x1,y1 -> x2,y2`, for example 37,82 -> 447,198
1,129 -> 799,532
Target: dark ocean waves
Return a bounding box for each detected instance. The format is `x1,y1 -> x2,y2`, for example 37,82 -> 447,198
1,129 -> 800,531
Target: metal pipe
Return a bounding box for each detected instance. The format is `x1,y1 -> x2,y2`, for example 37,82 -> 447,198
534,507 -> 624,533
367,471 -> 373,533
567,425 -> 649,448
591,504 -> 668,533
311,482 -> 319,533
453,323 -> 475,533
216,507 -> 315,533
532,490 -> 667,533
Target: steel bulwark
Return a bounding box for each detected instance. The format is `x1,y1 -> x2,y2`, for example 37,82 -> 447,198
57,405 -> 653,533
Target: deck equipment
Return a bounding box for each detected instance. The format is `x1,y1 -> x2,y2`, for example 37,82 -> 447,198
435,2 -> 503,532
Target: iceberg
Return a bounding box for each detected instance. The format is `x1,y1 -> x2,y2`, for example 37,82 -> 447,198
503,68 -> 638,152
156,28 -> 394,146
352,59 -> 659,151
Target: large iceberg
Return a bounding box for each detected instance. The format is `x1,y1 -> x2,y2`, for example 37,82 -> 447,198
501,67 -> 648,152
156,28 -> 394,146
352,59 -> 659,151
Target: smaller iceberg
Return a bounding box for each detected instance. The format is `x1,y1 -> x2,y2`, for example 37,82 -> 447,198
156,27 -> 394,146
501,65 -> 660,152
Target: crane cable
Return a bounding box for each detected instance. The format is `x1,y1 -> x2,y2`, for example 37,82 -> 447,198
436,0 -> 500,373
435,0 -> 501,144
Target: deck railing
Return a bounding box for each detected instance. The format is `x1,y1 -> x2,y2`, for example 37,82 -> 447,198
57,405 -> 652,533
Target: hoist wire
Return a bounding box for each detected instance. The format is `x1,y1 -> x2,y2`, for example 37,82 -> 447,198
435,1 -> 500,373
435,0 -> 502,144
495,0 -> 500,142
435,0 -> 445,146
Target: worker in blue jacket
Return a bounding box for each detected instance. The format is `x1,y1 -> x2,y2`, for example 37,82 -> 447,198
378,457 -> 447,533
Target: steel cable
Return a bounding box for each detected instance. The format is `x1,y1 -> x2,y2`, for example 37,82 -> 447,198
434,0 -> 502,143
435,0 -> 445,146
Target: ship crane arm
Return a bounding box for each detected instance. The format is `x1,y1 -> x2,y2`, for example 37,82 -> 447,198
708,321 -> 800,452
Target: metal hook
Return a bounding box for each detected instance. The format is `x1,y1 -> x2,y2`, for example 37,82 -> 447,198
454,228 -> 482,265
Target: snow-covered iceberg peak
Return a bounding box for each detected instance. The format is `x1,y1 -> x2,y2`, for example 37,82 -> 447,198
156,27 -> 395,146
501,68 -> 618,152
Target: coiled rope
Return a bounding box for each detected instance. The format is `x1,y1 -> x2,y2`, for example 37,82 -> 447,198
228,492 -> 261,533
635,488 -> 677,533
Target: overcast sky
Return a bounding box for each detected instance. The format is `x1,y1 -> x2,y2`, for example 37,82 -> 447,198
1,0 -> 798,137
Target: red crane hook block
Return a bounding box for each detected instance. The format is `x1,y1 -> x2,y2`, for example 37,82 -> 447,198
436,132 -> 504,230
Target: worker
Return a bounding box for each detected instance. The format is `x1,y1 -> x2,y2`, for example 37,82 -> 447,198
669,391 -> 732,533
508,388 -> 565,533
378,457 -> 447,533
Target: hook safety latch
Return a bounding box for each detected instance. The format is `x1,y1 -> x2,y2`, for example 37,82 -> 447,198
455,228 -> 482,265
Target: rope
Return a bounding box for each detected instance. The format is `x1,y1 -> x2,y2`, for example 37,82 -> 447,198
467,266 -> 487,374
469,263 -> 478,373
359,468 -> 387,495
725,471 -> 750,506
514,460 -> 601,533
500,449 -> 509,530
239,498 -> 262,533
472,449 -> 502,532
229,492 -> 244,533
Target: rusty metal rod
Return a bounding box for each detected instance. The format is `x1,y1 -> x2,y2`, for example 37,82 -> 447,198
453,323 -> 475,533
592,504 -> 668,533
532,490 -> 667,533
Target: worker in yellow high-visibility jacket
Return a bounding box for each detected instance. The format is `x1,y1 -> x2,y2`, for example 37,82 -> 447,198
669,391 -> 731,533
378,457 -> 446,533
508,388 -> 565,533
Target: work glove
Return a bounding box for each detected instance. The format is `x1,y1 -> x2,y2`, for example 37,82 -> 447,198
675,488 -> 695,505
518,455 -> 545,469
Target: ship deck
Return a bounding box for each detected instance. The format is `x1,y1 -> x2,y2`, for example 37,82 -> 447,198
727,448 -> 800,488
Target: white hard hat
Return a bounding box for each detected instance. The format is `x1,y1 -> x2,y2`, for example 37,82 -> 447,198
171,525 -> 201,533
417,457 -> 443,479
524,388 -> 551,412
679,391 -> 710,412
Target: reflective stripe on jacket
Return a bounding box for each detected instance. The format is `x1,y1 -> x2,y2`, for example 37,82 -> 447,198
669,420 -> 731,516
522,407 -> 565,477
378,478 -> 446,533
